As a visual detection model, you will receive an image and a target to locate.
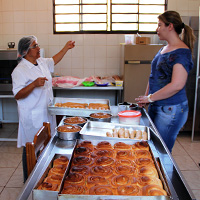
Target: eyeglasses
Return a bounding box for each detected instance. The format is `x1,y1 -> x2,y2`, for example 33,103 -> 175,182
29,44 -> 40,49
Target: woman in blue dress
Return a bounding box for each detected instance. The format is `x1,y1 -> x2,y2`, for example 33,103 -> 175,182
135,11 -> 195,152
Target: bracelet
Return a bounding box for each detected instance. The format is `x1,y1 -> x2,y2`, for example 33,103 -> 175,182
147,94 -> 154,103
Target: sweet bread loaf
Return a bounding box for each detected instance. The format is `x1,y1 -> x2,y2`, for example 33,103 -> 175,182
64,172 -> 85,186
91,149 -> 114,158
114,142 -> 131,150
48,165 -> 66,176
138,176 -> 163,188
44,174 -> 63,185
77,141 -> 94,149
134,157 -> 155,167
115,159 -> 134,167
96,141 -> 113,150
70,165 -> 90,175
94,156 -> 115,167
90,166 -> 114,178
116,150 -> 133,159
111,174 -> 130,187
115,165 -> 137,175
55,102 -> 87,108
133,150 -> 152,159
132,141 -> 149,150
88,103 -> 109,110
72,156 -> 94,166
138,166 -> 159,178
74,146 -> 92,157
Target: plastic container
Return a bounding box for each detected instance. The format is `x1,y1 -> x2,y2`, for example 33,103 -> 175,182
115,80 -> 123,87
82,81 -> 95,87
118,110 -> 142,125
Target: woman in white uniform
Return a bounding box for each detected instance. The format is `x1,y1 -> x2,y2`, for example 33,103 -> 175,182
12,35 -> 75,182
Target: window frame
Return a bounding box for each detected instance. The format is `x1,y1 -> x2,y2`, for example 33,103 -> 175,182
53,0 -> 168,34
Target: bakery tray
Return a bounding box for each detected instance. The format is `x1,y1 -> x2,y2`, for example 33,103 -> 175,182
79,121 -> 150,141
58,139 -> 171,200
48,97 -> 111,117
33,154 -> 72,200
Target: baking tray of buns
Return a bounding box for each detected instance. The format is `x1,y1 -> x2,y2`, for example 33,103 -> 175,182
80,121 -> 150,141
33,154 -> 71,200
48,97 -> 111,117
58,139 -> 171,200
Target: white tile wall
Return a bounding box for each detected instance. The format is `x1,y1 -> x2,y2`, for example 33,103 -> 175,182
0,0 -> 200,78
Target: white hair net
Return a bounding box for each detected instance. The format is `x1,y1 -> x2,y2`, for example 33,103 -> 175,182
17,35 -> 37,62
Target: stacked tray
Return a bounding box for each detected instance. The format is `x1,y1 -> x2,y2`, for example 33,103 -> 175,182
48,97 -> 111,117
80,121 -> 150,141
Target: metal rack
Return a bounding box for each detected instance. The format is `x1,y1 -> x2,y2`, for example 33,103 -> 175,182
192,7 -> 200,141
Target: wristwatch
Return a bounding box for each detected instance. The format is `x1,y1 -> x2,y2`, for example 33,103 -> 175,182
147,94 -> 154,103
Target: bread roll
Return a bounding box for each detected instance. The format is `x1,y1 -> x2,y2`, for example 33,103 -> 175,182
44,174 -> 62,185
77,141 -> 94,149
130,130 -> 137,139
90,166 -> 113,178
74,146 -> 92,157
138,166 -> 159,178
124,129 -> 130,138
89,185 -> 115,195
61,184 -> 87,194
48,165 -> 66,176
117,185 -> 142,196
86,176 -> 108,187
142,131 -> 148,140
106,132 -> 113,137
95,156 -> 115,167
115,165 -> 136,175
116,150 -> 133,159
92,149 -> 114,158
53,156 -> 69,167
111,175 -> 130,187
96,141 -> 113,150
118,128 -> 125,138
114,142 -> 131,150
133,150 -> 152,159
134,158 -> 155,167
70,165 -> 90,175
112,129 -> 119,137
142,184 -> 167,196
138,176 -> 163,188
38,182 -> 58,191
72,156 -> 93,166
135,130 -> 142,139
115,159 -> 134,167
132,141 -> 149,150
64,172 -> 85,186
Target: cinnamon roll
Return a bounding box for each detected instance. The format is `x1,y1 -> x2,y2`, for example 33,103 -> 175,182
89,185 -> 115,195
64,172 -> 85,186
86,176 -> 108,187
91,149 -> 114,158
115,159 -> 134,167
115,165 -> 137,175
116,150 -> 133,159
134,158 -> 155,167
132,141 -> 149,151
77,141 -> 94,149
38,182 -> 58,191
44,174 -> 62,185
94,156 -> 115,167
53,156 -> 69,167
48,165 -> 66,176
117,185 -> 142,196
70,165 -> 90,175
96,141 -> 113,150
142,184 -> 167,196
90,166 -> 114,178
114,142 -> 131,150
133,149 -> 152,159
111,175 -> 130,187
72,156 -> 93,166
138,176 -> 163,188
74,146 -> 92,157
61,184 -> 87,194
138,166 -> 159,178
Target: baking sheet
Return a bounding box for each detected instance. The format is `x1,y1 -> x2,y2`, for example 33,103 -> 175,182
58,139 -> 171,200
33,154 -> 72,200
80,121 -> 150,141
48,97 -> 111,117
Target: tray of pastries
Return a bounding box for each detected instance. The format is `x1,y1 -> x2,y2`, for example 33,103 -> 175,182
33,154 -> 71,200
48,97 -> 111,117
58,140 -> 171,200
80,121 -> 150,141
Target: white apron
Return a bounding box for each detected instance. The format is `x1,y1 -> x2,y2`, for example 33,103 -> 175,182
12,58 -> 56,148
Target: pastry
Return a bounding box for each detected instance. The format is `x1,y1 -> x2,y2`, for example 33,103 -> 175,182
77,141 -> 94,149
142,131 -> 148,140
133,150 -> 152,159
94,156 -> 115,167
130,130 -> 137,139
61,184 -> 87,194
135,130 -> 142,139
90,166 -> 114,178
38,182 -> 58,191
138,166 -> 159,178
91,149 -> 114,158
86,176 -> 108,187
115,159 -> 134,167
114,142 -> 131,150
64,172 -> 85,186
132,141 -> 149,150
118,128 -> 125,138
111,174 -> 130,187
134,157 -> 155,167
43,174 -> 62,185
89,185 -> 115,195
96,141 -> 113,150
72,156 -> 93,166
106,132 -> 112,137
88,103 -> 109,110
117,185 -> 142,196
74,146 -> 92,156
138,176 -> 163,188
64,116 -> 86,125
115,165 -> 137,175
48,165 -> 66,176
116,150 -> 133,159
90,112 -> 111,118
53,156 -> 69,167
124,129 -> 130,138
142,184 -> 167,196
70,165 -> 90,175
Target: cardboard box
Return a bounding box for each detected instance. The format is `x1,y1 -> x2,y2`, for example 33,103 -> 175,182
136,37 -> 150,45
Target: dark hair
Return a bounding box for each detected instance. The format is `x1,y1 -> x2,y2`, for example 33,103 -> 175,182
158,11 -> 195,52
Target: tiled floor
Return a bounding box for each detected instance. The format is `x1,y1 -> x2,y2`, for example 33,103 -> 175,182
0,123 -> 200,200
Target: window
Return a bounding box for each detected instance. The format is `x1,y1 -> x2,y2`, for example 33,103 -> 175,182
53,0 -> 167,34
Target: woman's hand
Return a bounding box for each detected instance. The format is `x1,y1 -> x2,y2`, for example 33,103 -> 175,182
135,96 -> 149,107
65,40 -> 75,50
33,77 -> 48,87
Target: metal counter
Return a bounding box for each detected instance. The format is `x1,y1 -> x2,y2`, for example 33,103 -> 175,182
16,108 -> 196,200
